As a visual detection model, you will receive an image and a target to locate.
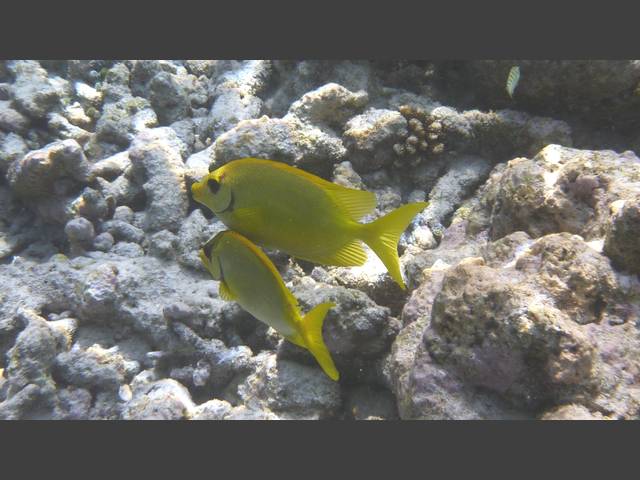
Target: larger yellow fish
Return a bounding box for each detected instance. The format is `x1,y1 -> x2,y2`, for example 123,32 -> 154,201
199,230 -> 339,381
192,158 -> 427,289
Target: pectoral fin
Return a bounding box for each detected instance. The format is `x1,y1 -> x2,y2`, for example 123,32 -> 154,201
218,280 -> 236,301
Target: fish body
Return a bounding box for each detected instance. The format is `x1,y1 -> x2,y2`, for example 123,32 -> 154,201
192,158 -> 427,289
506,65 -> 521,98
199,230 -> 339,381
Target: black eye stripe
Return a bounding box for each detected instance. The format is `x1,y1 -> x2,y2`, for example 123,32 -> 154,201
208,179 -> 220,193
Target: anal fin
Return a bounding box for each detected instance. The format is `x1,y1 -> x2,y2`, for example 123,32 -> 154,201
310,239 -> 368,267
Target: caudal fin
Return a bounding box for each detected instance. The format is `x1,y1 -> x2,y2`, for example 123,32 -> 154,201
301,302 -> 339,381
361,202 -> 428,289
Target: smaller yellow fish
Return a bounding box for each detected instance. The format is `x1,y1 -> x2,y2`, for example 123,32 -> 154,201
199,230 -> 339,381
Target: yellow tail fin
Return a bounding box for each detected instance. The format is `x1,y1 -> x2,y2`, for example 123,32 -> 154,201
301,302 -> 339,381
361,202 -> 428,289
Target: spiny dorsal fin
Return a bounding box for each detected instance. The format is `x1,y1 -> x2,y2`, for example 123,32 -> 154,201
325,186 -> 376,221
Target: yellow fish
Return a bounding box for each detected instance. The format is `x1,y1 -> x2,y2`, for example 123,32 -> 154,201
192,158 -> 427,289
199,230 -> 339,381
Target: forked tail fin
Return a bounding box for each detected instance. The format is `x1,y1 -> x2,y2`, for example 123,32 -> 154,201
301,302 -> 339,381
361,202 -> 428,289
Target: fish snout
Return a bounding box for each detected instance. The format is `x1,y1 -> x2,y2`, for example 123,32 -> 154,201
191,179 -> 207,203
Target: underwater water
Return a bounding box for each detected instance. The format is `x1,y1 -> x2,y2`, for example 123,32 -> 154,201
0,59 -> 639,420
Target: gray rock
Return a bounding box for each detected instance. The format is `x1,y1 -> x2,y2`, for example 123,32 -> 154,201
7,139 -> 91,198
149,71 -> 191,125
0,132 -> 28,173
122,379 -> 195,420
332,160 -> 365,190
54,344 -> 129,391
66,60 -> 109,82
387,228 -> 639,419
64,102 -> 93,129
53,387 -> 93,420
128,128 -> 189,232
213,115 -> 346,177
0,100 -> 30,134
185,144 -> 214,174
96,97 -> 156,147
202,60 -> 271,140
101,220 -> 145,244
288,82 -> 368,129
0,83 -> 10,100
71,187 -> 115,222
176,209 -> 225,270
5,309 -> 57,403
223,405 -> 280,420
238,352 -> 341,419
604,197 -> 640,274
411,155 -> 492,235
112,205 -> 134,223
64,217 -> 95,247
483,146 -> 640,241
8,60 -> 61,120
540,404 -> 607,420
263,61 -> 372,118
426,257 -> 597,409
170,321 -> 253,389
285,278 -> 399,381
111,242 -> 144,257
98,63 -> 133,103
74,81 -> 104,109
191,398 -> 233,420
0,383 -> 42,420
148,230 -> 178,259
90,151 -> 131,180
184,60 -> 218,78
47,112 -> 92,144
170,119 -> 195,154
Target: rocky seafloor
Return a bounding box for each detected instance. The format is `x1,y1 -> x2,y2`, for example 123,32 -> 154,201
0,60 -> 639,420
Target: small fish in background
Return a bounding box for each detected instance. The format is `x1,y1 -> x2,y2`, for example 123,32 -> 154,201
199,230 -> 340,381
506,65 -> 521,99
192,158 -> 428,290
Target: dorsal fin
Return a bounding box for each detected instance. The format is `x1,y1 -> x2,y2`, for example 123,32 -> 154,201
232,158 -> 376,221
325,185 -> 376,221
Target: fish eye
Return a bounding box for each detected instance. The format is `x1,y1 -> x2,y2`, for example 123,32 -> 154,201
207,178 -> 220,194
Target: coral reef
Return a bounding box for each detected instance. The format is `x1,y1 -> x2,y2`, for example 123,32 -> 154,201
1,60 -> 639,420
